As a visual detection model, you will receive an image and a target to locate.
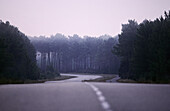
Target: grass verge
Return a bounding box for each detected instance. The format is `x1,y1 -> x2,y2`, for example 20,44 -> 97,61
117,79 -> 170,84
0,75 -> 77,84
116,79 -> 136,83
82,74 -> 116,82
44,75 -> 77,81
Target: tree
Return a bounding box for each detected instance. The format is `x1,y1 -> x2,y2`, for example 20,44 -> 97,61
113,11 -> 170,83
30,34 -> 120,74
0,21 -> 39,83
132,11 -> 170,82
113,20 -> 138,79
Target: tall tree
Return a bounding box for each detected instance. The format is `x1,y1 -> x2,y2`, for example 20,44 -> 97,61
113,11 -> 170,82
30,34 -> 120,74
113,20 -> 138,79
0,21 -> 39,82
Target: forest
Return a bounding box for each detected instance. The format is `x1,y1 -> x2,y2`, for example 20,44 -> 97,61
113,11 -> 170,83
0,11 -> 170,83
29,34 -> 120,75
0,21 -> 39,83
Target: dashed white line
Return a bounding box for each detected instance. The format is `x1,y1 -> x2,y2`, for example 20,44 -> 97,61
85,82 -> 113,111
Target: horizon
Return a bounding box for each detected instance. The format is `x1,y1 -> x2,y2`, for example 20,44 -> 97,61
29,33 -> 117,38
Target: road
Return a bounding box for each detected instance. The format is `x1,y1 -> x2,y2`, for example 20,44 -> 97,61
0,74 -> 170,111
106,75 -> 120,83
45,73 -> 102,83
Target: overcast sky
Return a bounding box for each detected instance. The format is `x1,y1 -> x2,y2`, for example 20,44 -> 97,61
0,0 -> 169,37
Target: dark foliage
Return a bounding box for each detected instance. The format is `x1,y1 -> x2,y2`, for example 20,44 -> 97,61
0,21 -> 40,82
113,11 -> 170,83
30,34 -> 120,74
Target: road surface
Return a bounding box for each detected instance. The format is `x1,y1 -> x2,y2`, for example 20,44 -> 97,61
45,73 -> 102,83
106,75 -> 120,83
0,74 -> 170,111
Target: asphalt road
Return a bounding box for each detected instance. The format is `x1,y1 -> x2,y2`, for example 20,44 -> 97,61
0,75 -> 170,111
106,75 -> 120,83
45,73 -> 102,83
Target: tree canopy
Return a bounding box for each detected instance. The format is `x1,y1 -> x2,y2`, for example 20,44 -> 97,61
0,21 -> 39,83
113,11 -> 170,83
29,34 -> 120,74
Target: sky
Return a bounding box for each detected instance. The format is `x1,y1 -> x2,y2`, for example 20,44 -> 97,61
0,0 -> 170,37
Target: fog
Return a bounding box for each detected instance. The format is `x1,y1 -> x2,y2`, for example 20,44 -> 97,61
0,0 -> 170,37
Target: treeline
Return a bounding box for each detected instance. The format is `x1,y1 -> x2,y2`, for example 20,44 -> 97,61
29,34 -> 120,74
114,11 -> 170,83
0,20 -> 39,83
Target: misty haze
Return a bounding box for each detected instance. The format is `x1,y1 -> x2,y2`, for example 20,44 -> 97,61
0,0 -> 170,111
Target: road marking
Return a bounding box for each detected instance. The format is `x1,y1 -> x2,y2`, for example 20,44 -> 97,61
85,82 -> 113,111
